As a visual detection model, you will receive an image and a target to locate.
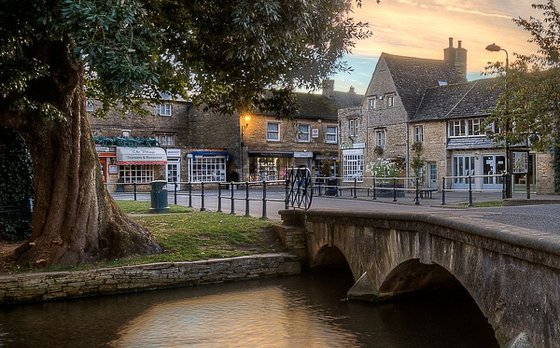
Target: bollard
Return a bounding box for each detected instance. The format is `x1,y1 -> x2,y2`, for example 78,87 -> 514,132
372,178 -> 377,200
200,182 -> 206,211
174,182 -> 178,205
415,177 -> 420,205
133,182 -> 137,201
262,181 -> 267,219
188,182 -> 192,208
393,178 -> 397,202
230,182 -> 235,215
245,182 -> 250,216
441,177 -> 446,205
502,173 -> 507,200
353,178 -> 357,198
468,175 -> 473,207
217,183 -> 222,213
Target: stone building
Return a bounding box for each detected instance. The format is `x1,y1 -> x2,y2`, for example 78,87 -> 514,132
339,38 -> 466,183
339,38 -> 554,194
242,81 -> 362,181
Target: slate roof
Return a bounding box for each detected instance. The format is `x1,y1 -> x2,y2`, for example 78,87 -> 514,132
412,77 -> 502,122
292,90 -> 363,121
382,53 -> 466,116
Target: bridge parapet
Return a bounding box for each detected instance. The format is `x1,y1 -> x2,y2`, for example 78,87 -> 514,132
278,208 -> 560,348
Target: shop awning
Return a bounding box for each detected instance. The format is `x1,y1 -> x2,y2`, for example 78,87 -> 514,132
116,147 -> 167,165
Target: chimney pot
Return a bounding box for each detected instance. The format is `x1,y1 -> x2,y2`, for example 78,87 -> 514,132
449,37 -> 453,47
458,40 -> 462,48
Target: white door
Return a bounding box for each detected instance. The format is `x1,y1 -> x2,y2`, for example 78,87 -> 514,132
166,159 -> 181,191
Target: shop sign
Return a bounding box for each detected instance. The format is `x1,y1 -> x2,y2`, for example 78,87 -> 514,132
294,151 -> 314,158
166,148 -> 181,157
116,147 -> 167,165
353,143 -> 366,149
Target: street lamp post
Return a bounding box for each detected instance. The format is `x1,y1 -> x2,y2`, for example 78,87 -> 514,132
240,114 -> 251,181
486,43 -> 512,199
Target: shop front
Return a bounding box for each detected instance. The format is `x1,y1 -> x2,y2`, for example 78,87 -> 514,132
186,150 -> 229,183
248,151 -> 293,181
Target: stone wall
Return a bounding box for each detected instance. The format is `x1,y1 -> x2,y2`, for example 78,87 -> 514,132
0,253 -> 300,305
536,152 -> 554,194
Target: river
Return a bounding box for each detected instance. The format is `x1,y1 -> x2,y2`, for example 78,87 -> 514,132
0,270 -> 498,347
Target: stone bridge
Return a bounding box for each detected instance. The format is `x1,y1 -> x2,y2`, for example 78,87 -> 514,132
277,208 -> 560,348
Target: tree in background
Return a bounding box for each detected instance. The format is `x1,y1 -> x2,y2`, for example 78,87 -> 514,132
485,1 -> 560,191
0,0 -> 370,266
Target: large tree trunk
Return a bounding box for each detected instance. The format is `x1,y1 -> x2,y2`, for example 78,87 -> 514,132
1,40 -> 162,267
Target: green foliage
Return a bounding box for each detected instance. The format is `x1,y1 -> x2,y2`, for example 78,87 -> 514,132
484,1 -> 560,152
0,127 -> 33,240
93,136 -> 159,147
366,158 -> 402,181
411,142 -> 425,181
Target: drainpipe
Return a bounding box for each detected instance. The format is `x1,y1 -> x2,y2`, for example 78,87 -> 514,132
405,123 -> 410,187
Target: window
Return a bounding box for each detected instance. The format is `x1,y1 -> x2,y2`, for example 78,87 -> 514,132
449,118 -> 485,137
375,129 -> 386,148
119,165 -> 154,184
342,149 -> 364,182
349,119 -> 359,137
156,103 -> 172,116
189,156 -> 227,182
86,99 -> 95,112
468,118 -> 482,136
121,129 -> 131,137
367,97 -> 377,110
386,94 -> 395,107
267,122 -> 280,141
449,120 -> 466,137
297,124 -> 311,142
414,125 -> 424,143
155,133 -> 176,146
325,125 -> 338,144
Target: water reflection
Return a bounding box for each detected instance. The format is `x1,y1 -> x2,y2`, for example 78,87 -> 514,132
0,271 -> 498,348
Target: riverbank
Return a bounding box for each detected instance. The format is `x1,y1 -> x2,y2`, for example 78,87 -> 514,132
0,253 -> 301,304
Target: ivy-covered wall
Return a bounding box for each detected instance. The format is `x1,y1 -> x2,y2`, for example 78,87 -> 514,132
554,142 -> 560,193
0,127 -> 33,240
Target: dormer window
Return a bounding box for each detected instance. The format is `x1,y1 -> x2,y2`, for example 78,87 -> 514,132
367,97 -> 377,110
385,94 -> 395,107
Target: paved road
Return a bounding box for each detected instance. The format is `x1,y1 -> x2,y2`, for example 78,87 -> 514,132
112,190 -> 560,236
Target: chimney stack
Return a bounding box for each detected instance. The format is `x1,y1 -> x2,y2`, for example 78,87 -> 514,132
443,37 -> 467,81
322,79 -> 335,97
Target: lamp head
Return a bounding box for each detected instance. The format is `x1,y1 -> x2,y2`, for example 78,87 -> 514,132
486,43 -> 502,52
242,114 -> 251,127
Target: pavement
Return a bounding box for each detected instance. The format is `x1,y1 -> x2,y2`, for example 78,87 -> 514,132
112,188 -> 560,236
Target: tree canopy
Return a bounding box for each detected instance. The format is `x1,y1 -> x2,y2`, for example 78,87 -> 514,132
1,0 -> 370,118
0,0 -> 371,266
485,0 -> 560,151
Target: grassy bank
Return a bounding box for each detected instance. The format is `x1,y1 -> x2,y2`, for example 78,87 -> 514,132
2,201 -> 283,273
112,201 -> 283,267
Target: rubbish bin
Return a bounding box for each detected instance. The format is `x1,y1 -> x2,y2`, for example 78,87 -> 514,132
325,177 -> 338,196
150,180 -> 169,213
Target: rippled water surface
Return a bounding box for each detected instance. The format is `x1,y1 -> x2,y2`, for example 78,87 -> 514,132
0,271 -> 498,347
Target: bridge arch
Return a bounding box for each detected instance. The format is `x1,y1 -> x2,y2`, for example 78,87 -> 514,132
279,208 -> 560,347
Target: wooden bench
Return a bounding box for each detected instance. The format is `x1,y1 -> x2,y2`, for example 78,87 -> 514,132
337,186 -> 373,197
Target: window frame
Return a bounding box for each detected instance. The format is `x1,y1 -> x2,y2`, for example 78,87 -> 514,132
267,122 -> 280,142
325,125 -> 338,144
367,97 -> 377,110
386,94 -> 395,107
297,123 -> 311,142
349,118 -> 359,137
414,125 -> 424,143
156,102 -> 172,116
375,129 -> 386,148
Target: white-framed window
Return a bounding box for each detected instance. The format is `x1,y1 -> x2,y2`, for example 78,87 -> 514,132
325,125 -> 338,144
119,165 -> 155,184
414,125 -> 424,143
367,97 -> 377,110
267,122 -> 280,141
188,156 -> 227,183
297,123 -> 311,142
468,118 -> 482,136
449,119 -> 466,137
342,149 -> 364,182
375,129 -> 386,148
155,133 -> 176,146
449,118 -> 485,137
86,99 -> 95,112
386,94 -> 395,107
156,103 -> 172,116
121,129 -> 131,137
349,119 -> 359,137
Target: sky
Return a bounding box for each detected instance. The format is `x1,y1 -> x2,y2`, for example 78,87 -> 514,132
332,0 -> 543,95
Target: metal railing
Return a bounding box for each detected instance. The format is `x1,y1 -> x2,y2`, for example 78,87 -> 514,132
106,180 -> 287,219
440,173 -> 509,207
